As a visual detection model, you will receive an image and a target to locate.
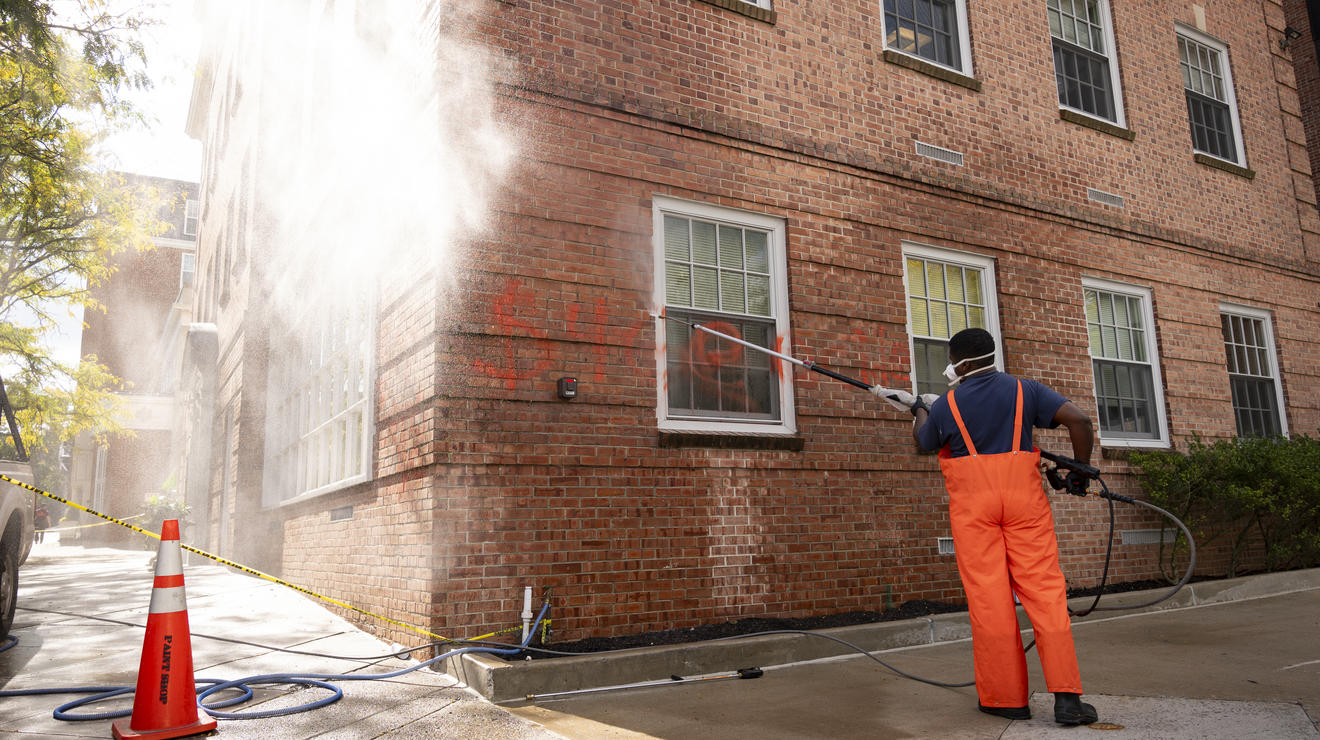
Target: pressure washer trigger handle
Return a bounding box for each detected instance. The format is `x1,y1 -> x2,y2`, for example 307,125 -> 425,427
737,668 -> 764,679
1044,466 -> 1067,491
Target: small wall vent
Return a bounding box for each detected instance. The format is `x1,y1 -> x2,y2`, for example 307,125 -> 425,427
915,141 -> 965,166
937,537 -> 956,555
1087,188 -> 1126,208
330,505 -> 354,522
1121,528 -> 1176,545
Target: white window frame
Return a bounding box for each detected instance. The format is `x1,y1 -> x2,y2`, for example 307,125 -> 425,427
740,0 -> 772,8
1082,277 -> 1168,448
901,243 -> 1002,394
1218,302 -> 1288,438
1176,25 -> 1247,167
880,0 -> 975,76
652,195 -> 795,435
1048,0 -> 1127,127
184,198 -> 200,237
262,290 -> 376,507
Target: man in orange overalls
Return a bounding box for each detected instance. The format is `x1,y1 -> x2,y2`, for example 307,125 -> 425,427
877,328 -> 1099,725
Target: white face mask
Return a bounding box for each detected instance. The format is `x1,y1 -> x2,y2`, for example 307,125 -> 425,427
943,351 -> 996,387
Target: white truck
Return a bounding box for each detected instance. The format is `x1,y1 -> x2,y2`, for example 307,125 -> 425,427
0,458 -> 34,640
1,374 -> 34,640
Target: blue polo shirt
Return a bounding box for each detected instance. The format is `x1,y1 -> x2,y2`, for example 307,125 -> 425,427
916,371 -> 1068,457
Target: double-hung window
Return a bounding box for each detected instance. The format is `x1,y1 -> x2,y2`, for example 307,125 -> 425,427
180,252 -> 196,289
1220,304 -> 1286,438
1048,0 -> 1124,124
184,198 -> 200,237
882,0 -> 973,74
1083,279 -> 1166,445
654,196 -> 794,434
263,289 -> 375,504
903,245 -> 1000,396
1177,28 -> 1245,166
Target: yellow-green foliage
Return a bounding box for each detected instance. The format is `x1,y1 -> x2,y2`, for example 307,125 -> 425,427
0,0 -> 159,454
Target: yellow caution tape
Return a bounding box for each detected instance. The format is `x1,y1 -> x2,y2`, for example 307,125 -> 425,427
37,514 -> 144,533
2,473 -> 461,642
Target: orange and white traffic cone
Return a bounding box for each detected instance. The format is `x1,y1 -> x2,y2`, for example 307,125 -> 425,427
111,519 -> 218,739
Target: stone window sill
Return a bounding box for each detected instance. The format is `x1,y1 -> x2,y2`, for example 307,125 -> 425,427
1194,153 -> 1255,180
692,0 -> 776,24
883,49 -> 981,92
1060,109 -> 1135,141
658,430 -> 803,450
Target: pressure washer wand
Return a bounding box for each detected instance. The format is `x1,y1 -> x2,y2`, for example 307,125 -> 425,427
526,667 -> 764,702
654,309 -> 876,391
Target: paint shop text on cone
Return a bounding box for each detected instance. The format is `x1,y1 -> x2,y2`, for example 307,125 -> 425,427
111,519 -> 217,739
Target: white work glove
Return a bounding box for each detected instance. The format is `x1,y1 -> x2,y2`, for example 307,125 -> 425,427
920,393 -> 941,408
871,386 -> 917,413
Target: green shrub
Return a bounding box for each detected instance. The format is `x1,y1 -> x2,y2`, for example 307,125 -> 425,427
1130,435 -> 1320,578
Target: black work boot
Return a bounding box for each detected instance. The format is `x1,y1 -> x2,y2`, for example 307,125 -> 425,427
1054,693 -> 1098,725
979,704 -> 1031,721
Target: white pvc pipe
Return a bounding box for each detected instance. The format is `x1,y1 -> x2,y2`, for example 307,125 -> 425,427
521,586 -> 533,643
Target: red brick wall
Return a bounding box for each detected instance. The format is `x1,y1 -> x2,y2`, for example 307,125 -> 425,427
81,247 -> 187,389
1286,0 -> 1320,199
255,0 -> 1320,646
414,88 -> 1319,641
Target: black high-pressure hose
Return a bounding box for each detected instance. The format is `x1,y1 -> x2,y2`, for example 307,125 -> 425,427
1039,450 -> 1197,617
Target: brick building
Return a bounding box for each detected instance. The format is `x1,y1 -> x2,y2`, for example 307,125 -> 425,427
185,0 -> 1320,644
70,174 -> 199,545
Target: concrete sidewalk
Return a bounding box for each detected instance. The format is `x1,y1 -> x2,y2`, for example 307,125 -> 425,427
1,537 -> 563,739
3,536 -> 1318,738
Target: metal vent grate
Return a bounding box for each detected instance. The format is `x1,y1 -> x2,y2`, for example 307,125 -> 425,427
937,537 -> 956,555
915,141 -> 965,166
1121,528 -> 1176,545
1087,188 -> 1126,208
330,505 -> 354,522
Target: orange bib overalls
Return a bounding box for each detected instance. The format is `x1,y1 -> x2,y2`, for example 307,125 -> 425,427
938,381 -> 1082,708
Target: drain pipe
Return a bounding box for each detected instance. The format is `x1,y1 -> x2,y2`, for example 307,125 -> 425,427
521,586 -> 534,643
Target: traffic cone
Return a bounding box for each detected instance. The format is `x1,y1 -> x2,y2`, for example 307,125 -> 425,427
111,519 -> 218,739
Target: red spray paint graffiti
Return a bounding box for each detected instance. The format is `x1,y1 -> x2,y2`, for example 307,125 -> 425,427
469,276 -> 917,393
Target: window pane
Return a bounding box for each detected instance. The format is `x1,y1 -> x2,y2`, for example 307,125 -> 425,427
718,225 -> 744,269
692,221 -> 718,265
910,296 -> 930,335
720,271 -> 746,313
949,304 -> 968,333
914,337 -> 948,396
908,258 -> 927,295
946,265 -> 965,302
964,268 -> 981,301
926,263 -> 946,299
693,266 -> 719,309
746,231 -> 769,272
664,216 -> 690,260
666,263 -> 691,306
747,275 -> 771,316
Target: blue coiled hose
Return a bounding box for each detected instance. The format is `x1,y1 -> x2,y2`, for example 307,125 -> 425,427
0,603 -> 548,722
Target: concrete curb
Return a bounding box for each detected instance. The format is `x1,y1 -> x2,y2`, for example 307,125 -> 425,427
443,568 -> 1320,703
